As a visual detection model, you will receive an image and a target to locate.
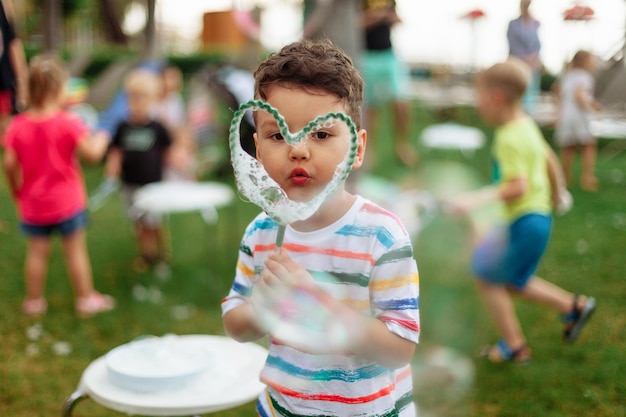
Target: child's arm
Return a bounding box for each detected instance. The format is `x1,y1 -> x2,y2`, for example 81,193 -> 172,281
2,148 -> 21,198
320,290 -> 416,368
77,130 -> 110,163
575,85 -> 602,112
9,38 -> 28,110
104,146 -> 123,179
545,145 -> 573,214
223,302 -> 268,343
446,179 -> 526,215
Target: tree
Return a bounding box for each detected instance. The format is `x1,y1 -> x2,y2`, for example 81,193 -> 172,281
42,0 -> 62,52
98,0 -> 129,46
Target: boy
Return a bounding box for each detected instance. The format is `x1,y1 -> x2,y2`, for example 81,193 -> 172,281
221,40 -> 420,416
104,68 -> 172,271
449,59 -> 595,363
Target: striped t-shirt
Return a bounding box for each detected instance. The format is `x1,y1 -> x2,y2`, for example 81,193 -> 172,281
222,196 -> 420,417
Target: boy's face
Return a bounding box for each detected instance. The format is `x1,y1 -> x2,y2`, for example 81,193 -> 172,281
475,83 -> 501,126
127,85 -> 156,122
253,85 -> 366,202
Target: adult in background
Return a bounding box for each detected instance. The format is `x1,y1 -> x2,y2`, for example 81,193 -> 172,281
361,0 -> 417,167
0,0 -> 27,145
507,0 -> 542,113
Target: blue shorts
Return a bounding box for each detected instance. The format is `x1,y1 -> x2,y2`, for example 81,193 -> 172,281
20,210 -> 88,237
471,213 -> 552,289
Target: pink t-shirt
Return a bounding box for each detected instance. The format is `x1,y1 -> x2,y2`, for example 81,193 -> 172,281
4,111 -> 88,224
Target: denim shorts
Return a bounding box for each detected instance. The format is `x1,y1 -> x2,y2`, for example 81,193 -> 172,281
20,210 -> 88,237
471,213 -> 552,289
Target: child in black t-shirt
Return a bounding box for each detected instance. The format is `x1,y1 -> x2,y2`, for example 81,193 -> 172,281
105,68 -> 173,271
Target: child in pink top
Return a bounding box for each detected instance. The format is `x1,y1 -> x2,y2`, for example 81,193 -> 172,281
2,54 -> 115,317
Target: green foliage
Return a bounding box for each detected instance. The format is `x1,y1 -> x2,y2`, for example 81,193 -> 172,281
62,0 -> 92,17
167,54 -> 229,79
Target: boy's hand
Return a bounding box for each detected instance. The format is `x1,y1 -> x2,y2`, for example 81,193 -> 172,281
251,250 -> 319,311
441,192 -> 481,217
554,188 -> 573,216
250,250 -> 353,353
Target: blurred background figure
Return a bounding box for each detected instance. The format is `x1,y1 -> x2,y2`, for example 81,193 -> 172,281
0,0 -> 27,146
104,68 -> 173,272
552,50 -> 603,191
2,54 -> 114,317
361,0 -> 417,168
0,0 -> 27,233
63,77 -> 99,131
507,0 -> 542,113
156,64 -> 197,181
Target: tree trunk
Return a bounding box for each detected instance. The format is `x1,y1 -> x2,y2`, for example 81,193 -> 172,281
144,0 -> 157,58
98,0 -> 128,45
43,0 -> 62,52
304,0 -> 362,63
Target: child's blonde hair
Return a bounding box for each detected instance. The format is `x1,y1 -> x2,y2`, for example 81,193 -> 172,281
124,68 -> 162,98
570,50 -> 594,69
477,58 -> 530,104
28,54 -> 68,108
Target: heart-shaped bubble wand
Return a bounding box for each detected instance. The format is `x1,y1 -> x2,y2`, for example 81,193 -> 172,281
229,100 -> 359,248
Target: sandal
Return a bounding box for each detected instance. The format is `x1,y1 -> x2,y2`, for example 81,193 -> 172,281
562,294 -> 596,343
75,292 -> 115,317
22,298 -> 48,316
481,338 -> 531,364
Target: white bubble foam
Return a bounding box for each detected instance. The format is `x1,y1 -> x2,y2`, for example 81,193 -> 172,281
229,101 -> 358,226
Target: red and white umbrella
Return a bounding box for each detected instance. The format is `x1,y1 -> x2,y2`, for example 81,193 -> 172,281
563,4 -> 594,21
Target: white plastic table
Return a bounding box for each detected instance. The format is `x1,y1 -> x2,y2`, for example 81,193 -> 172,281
132,181 -> 235,224
63,335 -> 267,416
590,118 -> 626,161
130,181 -> 235,262
590,118 -> 626,138
419,122 -> 486,157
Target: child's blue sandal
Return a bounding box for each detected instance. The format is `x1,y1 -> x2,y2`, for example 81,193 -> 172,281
481,338 -> 531,364
562,294 -> 596,343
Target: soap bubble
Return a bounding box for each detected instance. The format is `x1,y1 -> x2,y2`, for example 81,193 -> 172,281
250,271 -> 358,353
411,345 -> 475,417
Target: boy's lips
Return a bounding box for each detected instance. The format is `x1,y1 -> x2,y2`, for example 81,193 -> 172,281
289,168 -> 310,186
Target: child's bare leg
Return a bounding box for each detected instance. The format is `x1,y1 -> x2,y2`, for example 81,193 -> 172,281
580,143 -> 598,191
516,276 -> 579,314
393,99 -> 417,166
559,145 -> 577,186
138,224 -> 160,260
61,229 -> 94,298
476,280 -> 526,349
24,236 -> 52,301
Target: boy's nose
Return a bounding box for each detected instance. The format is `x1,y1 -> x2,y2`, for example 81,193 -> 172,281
289,142 -> 310,159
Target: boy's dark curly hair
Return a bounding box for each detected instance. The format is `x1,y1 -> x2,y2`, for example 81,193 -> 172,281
254,39 -> 364,128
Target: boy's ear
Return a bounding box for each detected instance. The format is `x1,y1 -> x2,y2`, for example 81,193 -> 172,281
492,89 -> 507,105
254,132 -> 261,161
351,129 -> 367,170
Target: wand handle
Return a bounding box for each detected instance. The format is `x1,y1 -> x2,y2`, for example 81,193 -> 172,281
275,224 -> 286,248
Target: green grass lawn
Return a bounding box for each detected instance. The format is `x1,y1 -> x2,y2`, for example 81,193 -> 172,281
1,103 -> 624,417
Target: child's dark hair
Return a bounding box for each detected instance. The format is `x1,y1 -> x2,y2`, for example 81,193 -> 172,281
254,39 -> 364,128
28,54 -> 68,108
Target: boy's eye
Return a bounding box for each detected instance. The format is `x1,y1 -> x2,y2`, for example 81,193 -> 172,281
311,131 -> 330,140
269,132 -> 284,141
